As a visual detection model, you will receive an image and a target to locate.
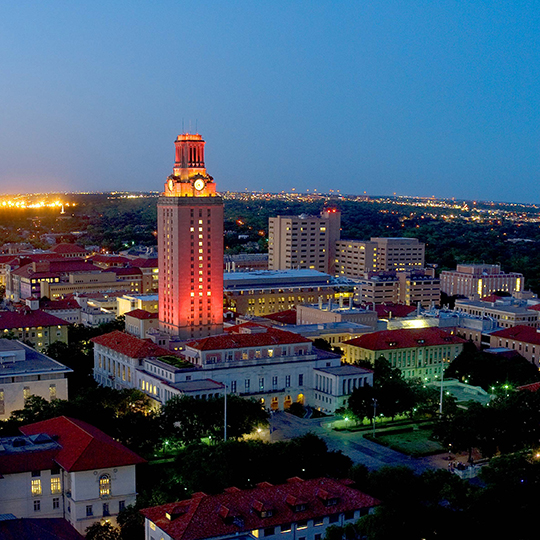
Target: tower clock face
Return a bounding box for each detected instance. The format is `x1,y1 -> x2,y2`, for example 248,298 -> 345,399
168,179 -> 174,191
194,179 -> 205,191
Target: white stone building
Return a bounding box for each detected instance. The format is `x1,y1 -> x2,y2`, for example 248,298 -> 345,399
0,339 -> 71,420
0,416 -> 145,535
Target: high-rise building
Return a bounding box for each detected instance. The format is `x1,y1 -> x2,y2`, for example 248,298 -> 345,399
158,134 -> 223,339
268,209 -> 341,274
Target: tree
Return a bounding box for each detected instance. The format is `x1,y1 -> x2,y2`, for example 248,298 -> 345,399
85,522 -> 121,540
117,504 -> 144,540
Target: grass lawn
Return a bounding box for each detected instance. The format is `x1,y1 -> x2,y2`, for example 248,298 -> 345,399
367,427 -> 445,457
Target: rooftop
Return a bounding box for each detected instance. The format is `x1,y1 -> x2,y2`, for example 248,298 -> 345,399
0,309 -> 70,330
140,477 -> 379,540
344,327 -> 467,351
92,330 -> 179,359
20,416 -> 145,472
0,340 -> 72,377
186,324 -> 310,352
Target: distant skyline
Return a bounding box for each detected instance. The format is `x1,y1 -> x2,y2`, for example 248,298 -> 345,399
1,2 -> 538,203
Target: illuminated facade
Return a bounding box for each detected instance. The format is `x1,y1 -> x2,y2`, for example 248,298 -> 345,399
440,264 -> 524,299
268,209 -> 341,274
158,134 -> 223,339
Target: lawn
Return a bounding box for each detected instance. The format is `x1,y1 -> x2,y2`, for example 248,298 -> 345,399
366,427 -> 445,457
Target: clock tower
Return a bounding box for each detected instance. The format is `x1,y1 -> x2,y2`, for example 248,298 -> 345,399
158,133 -> 224,338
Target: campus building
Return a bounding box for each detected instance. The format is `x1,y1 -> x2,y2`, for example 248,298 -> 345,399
440,264 -> 524,299
141,477 -> 379,540
224,270 -> 354,317
158,133 -> 224,339
0,339 -> 71,420
454,298 -> 539,329
268,209 -> 341,275
343,327 -> 466,382
0,416 -> 144,535
92,323 -> 370,413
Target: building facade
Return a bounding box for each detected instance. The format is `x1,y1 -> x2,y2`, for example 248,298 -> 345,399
343,327 -> 466,382
440,264 -> 524,298
158,133 -> 224,339
0,339 -> 71,420
92,325 -> 370,413
454,298 -> 539,328
336,237 -> 425,278
0,416 -> 144,535
224,270 -> 354,317
268,209 -> 341,275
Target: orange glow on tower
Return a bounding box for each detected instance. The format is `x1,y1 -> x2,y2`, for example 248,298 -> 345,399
158,133 -> 223,338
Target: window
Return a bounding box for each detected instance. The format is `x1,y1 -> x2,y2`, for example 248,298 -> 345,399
53,497 -> 60,509
344,511 -> 355,520
245,379 -> 250,392
51,476 -> 61,494
259,378 -> 264,391
264,527 -> 275,537
231,381 -> 237,393
86,505 -> 93,517
34,500 -> 41,512
31,479 -> 42,496
280,524 -> 291,533
119,500 -> 126,512
103,502 -> 110,516
99,474 -> 111,497
297,520 -> 308,530
23,386 -> 31,400
298,374 -> 304,386
285,375 -> 291,387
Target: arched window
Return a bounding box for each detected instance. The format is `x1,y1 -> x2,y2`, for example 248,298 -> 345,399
99,474 -> 111,498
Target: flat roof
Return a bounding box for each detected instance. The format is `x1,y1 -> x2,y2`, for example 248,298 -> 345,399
315,365 -> 373,376
0,341 -> 72,377
170,379 -> 224,393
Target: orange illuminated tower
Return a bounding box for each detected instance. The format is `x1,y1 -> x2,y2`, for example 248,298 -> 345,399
158,133 -> 223,338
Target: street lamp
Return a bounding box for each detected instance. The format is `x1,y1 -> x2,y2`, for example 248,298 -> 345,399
372,398 -> 378,438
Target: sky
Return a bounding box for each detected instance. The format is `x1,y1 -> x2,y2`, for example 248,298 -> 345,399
0,1 -> 539,203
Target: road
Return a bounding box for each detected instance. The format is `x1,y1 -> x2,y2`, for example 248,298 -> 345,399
266,411 -> 452,473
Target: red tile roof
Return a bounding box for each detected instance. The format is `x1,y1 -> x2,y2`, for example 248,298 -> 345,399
0,309 -> 70,329
125,309 -> 159,320
20,416 -> 145,472
188,324 -> 310,351
0,446 -> 59,475
518,381 -> 540,392
130,257 -> 159,268
50,244 -> 87,254
344,327 -> 466,351
91,330 -> 177,359
528,304 -> 540,312
490,325 -> 540,346
40,299 -> 81,311
263,309 -> 297,325
140,477 -> 379,540
369,303 -> 417,319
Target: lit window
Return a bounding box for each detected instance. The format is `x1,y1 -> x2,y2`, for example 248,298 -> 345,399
31,479 -> 42,496
51,477 -> 61,494
99,474 -> 111,497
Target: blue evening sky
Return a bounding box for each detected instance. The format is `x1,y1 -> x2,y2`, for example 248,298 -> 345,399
0,1 -> 538,202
